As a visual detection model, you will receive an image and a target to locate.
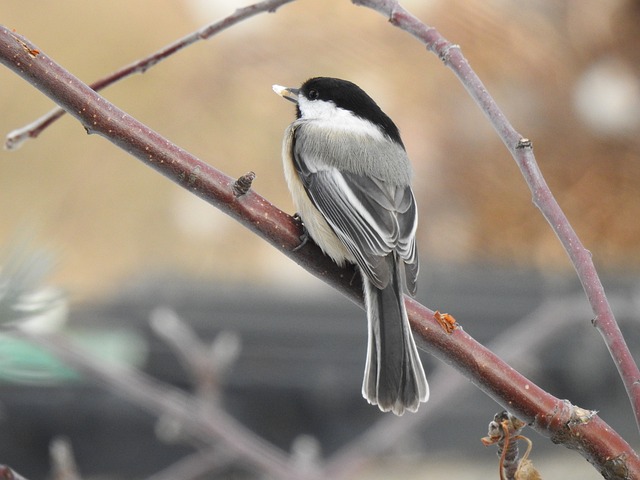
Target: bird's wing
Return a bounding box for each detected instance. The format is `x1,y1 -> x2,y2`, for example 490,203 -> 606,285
292,135 -> 418,291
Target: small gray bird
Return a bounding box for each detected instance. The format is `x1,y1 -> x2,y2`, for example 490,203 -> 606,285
273,77 -> 428,415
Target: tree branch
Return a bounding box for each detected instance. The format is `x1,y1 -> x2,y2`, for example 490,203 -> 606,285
13,328 -> 314,480
324,294 -> 599,476
1,13 -> 638,480
143,446 -> 235,480
353,0 -> 640,437
4,0 -> 296,150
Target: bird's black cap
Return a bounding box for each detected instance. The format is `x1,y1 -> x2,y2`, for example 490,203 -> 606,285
299,77 -> 404,148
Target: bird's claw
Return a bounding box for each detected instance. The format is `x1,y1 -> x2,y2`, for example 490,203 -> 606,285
292,213 -> 309,252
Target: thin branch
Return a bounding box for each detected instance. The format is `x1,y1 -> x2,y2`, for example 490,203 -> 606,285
143,446 -> 235,480
352,0 -> 640,435
150,307 -> 241,405
49,437 -> 82,480
1,17 -> 638,480
4,0 -> 296,150
12,328 -> 317,480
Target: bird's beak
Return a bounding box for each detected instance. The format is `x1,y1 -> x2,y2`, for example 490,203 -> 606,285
272,84 -> 299,103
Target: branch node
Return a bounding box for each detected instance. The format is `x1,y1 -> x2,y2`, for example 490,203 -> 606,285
546,401 -> 598,447
387,5 -> 401,25
233,171 -> 256,197
437,43 -> 460,64
568,406 -> 597,427
516,137 -> 533,149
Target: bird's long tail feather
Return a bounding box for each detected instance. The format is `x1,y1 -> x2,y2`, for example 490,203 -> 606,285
361,255 -> 428,415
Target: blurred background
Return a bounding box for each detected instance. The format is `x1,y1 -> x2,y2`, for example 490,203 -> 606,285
1,0 -> 639,478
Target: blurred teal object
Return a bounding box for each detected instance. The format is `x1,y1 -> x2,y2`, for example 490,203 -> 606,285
0,329 -> 147,385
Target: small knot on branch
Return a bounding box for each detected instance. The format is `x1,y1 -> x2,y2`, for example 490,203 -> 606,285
437,43 -> 460,64
233,171 -> 256,197
516,138 -> 532,149
568,406 -> 597,427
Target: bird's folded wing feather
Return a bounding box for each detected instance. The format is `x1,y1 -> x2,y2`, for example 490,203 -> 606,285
293,149 -> 418,291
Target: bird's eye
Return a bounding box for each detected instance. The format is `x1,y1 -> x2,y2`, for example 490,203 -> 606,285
308,89 -> 319,100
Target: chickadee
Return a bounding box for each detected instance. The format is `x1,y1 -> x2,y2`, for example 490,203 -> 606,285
273,77 -> 428,415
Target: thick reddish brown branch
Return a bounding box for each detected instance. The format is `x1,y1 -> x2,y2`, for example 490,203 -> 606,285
1,24 -> 638,479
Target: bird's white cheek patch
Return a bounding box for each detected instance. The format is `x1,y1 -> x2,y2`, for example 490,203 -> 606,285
297,96 -> 337,119
298,98 -> 386,141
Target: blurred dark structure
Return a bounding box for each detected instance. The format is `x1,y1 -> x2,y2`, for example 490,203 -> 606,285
1,265 -> 638,478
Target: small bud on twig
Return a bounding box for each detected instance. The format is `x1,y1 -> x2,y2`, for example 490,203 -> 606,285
233,171 -> 256,197
516,138 -> 532,149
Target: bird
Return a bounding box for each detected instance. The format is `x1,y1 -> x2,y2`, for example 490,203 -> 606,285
272,77 -> 428,415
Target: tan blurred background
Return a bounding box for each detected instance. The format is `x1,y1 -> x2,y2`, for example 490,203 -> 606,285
1,0 -> 639,301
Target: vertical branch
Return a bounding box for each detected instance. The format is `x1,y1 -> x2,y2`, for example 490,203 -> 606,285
516,145 -> 640,425
353,0 -> 640,433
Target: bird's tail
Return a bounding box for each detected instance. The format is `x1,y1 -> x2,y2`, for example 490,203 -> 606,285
361,255 -> 429,415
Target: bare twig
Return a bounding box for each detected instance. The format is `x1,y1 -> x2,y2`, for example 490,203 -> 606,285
11,328 -> 319,480
352,0 -> 640,435
49,437 -> 82,480
144,446 -> 235,480
4,0 -> 296,150
1,13 -> 639,479
150,307 -> 240,405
